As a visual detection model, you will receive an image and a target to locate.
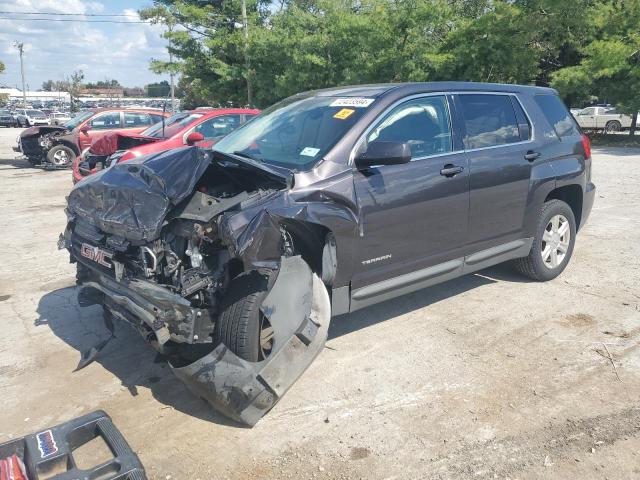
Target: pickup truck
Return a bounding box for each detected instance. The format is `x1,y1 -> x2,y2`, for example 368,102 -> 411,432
573,106 -> 639,132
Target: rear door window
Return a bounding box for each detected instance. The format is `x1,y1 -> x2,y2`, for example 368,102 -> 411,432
535,95 -> 581,138
123,112 -> 152,127
458,94 -> 521,149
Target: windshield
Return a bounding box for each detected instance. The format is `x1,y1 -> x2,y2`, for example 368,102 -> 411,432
214,94 -> 374,170
28,110 -> 44,116
141,112 -> 203,138
64,111 -> 94,130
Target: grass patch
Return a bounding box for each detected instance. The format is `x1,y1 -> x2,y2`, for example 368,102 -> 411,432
588,133 -> 640,148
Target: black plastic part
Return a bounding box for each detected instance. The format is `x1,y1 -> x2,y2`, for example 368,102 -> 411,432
170,256 -> 331,426
0,410 -> 146,480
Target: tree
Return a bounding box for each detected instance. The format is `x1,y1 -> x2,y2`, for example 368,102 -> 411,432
0,61 -> 5,75
146,80 -> 171,97
42,80 -> 55,91
552,0 -> 640,135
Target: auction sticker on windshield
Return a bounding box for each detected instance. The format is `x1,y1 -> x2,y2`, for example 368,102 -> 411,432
334,108 -> 355,120
330,98 -> 374,108
300,147 -> 321,157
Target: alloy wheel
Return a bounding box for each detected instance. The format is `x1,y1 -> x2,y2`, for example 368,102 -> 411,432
541,214 -> 570,269
52,149 -> 70,166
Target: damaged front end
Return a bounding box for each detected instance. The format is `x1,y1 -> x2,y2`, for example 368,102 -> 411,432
60,146 -> 332,425
16,126 -> 78,168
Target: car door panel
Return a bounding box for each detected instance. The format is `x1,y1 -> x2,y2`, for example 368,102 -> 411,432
454,93 -> 533,251
350,95 -> 470,289
352,152 -> 470,289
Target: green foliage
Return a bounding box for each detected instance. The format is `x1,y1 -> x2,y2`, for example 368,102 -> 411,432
140,0 -> 638,113
0,60 -> 4,74
146,80 -> 171,97
552,0 -> 640,133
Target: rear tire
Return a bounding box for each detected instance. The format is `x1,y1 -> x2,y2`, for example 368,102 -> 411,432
215,270 -> 274,362
605,120 -> 621,133
514,199 -> 576,281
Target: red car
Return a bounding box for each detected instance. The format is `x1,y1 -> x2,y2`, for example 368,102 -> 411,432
72,108 -> 259,183
17,108 -> 168,168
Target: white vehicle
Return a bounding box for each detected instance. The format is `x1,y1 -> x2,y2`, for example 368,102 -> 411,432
15,109 -> 49,127
50,112 -> 72,126
573,106 -> 639,132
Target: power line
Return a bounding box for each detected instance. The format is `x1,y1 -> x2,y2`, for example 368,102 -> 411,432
0,17 -> 151,23
0,11 -> 140,17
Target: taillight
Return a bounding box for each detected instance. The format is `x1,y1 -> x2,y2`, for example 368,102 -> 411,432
581,134 -> 591,160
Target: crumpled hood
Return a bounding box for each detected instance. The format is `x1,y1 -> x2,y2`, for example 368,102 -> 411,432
67,146 -> 212,244
20,125 -> 68,138
90,131 -> 161,156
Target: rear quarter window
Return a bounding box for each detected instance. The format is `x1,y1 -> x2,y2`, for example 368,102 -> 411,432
534,95 -> 580,138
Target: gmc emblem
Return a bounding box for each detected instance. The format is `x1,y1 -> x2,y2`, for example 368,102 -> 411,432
80,243 -> 113,268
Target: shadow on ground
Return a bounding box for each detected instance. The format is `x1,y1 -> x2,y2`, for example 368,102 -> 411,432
35,263 -> 525,426
35,286 -> 239,427
327,264 -> 521,339
0,156 -> 36,169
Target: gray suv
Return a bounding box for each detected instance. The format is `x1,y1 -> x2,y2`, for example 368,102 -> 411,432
60,82 -> 595,425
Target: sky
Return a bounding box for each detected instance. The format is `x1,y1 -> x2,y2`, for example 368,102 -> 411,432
0,0 -> 170,91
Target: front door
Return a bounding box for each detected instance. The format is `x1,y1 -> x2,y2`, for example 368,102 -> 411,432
454,93 -> 533,252
576,107 -> 597,129
79,111 -> 123,150
352,95 -> 470,289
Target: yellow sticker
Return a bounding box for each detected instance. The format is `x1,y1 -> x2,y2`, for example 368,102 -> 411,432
333,108 -> 355,120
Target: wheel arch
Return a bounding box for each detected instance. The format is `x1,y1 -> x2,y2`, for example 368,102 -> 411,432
54,139 -> 80,156
280,219 -> 333,282
544,184 -> 584,230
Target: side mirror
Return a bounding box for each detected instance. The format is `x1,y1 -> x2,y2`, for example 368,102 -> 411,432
80,124 -> 91,133
186,132 -> 205,145
355,141 -> 411,169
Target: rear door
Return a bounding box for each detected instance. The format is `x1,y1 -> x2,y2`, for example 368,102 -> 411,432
455,93 -> 534,252
351,94 -> 470,288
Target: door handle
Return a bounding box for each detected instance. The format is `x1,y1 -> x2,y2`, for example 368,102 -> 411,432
440,164 -> 464,177
524,151 -> 541,162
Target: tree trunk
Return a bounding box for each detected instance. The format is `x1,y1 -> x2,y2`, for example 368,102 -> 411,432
630,112 -> 638,137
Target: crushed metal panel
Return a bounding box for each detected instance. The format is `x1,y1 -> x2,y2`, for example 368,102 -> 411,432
170,256 -> 331,426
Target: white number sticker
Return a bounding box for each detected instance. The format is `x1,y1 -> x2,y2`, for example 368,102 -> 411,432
329,98 -> 374,108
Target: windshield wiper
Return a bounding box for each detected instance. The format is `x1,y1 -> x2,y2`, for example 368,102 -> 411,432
232,151 -> 261,162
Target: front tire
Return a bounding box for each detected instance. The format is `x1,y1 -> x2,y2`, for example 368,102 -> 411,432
47,145 -> 76,167
514,199 -> 576,281
215,270 -> 274,362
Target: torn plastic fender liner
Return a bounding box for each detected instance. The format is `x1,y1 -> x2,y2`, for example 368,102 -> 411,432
170,256 -> 331,426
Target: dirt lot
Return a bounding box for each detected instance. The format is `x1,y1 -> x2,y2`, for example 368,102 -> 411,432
0,126 -> 639,479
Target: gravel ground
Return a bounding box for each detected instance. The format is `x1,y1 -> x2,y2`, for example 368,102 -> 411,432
0,126 -> 639,479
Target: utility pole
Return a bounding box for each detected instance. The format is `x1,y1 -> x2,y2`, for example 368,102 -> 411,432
12,41 -> 27,107
168,24 -> 175,112
241,0 -> 251,106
